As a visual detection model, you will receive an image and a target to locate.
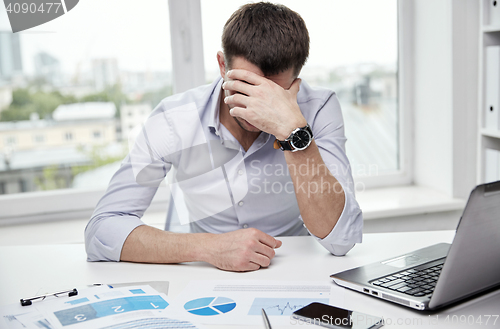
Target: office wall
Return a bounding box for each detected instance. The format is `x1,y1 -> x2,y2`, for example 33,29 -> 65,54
451,0 -> 479,199
413,0 -> 453,195
412,0 -> 478,198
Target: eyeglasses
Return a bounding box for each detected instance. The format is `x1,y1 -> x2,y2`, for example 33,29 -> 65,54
20,288 -> 78,306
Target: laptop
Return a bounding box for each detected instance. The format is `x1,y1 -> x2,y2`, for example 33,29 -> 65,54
330,181 -> 500,310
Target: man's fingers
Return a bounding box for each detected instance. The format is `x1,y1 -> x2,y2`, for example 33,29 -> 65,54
225,93 -> 247,107
246,262 -> 261,271
275,239 -> 283,248
223,80 -> 254,96
228,106 -> 247,119
253,241 -> 276,260
227,69 -> 263,85
210,229 -> 282,272
250,253 -> 272,268
257,231 -> 281,250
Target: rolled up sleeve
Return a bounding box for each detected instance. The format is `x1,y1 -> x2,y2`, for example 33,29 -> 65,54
85,213 -> 144,261
301,88 -> 363,255
85,108 -> 172,262
84,154 -> 168,261
307,182 -> 363,255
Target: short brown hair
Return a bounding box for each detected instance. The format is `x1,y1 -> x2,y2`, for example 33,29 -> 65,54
222,2 -> 309,77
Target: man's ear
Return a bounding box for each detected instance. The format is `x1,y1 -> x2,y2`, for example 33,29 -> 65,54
217,51 -> 227,80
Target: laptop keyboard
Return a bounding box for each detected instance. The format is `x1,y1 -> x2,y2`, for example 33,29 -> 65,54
370,261 -> 444,297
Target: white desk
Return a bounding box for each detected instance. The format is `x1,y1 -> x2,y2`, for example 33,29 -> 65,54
1,231 -> 499,328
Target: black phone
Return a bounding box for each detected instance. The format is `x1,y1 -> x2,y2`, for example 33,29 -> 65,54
292,302 -> 384,329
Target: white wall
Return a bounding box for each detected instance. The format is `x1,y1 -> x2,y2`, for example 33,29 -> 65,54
413,0 -> 454,195
168,0 -> 205,93
412,0 -> 478,198
451,0 -> 479,199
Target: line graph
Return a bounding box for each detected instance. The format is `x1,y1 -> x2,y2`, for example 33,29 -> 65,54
248,298 -> 329,316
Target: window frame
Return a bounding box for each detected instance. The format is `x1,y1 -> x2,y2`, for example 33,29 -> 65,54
33,134 -> 45,144
5,135 -> 17,146
92,130 -> 102,139
0,0 -> 413,223
352,0 -> 413,190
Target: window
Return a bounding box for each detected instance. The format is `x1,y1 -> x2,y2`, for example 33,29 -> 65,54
1,0 -> 411,223
0,0 -> 172,195
19,179 -> 28,193
33,134 -> 45,144
201,0 -> 401,186
5,136 -> 16,146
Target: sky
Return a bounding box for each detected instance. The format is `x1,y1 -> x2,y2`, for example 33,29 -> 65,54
0,0 -> 397,78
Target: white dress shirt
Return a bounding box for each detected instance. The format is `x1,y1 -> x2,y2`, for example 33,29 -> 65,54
84,77 -> 363,261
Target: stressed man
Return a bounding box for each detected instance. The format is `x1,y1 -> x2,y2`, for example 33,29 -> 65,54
85,2 -> 362,272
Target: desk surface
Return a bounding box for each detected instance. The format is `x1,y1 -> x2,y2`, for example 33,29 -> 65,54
1,231 -> 499,328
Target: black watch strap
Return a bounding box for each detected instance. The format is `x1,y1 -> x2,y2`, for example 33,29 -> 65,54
276,125 -> 313,151
278,140 -> 293,151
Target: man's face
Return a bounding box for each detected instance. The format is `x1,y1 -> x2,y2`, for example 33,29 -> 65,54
223,56 -> 296,133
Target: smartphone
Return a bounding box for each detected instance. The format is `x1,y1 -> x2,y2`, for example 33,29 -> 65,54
292,302 -> 384,329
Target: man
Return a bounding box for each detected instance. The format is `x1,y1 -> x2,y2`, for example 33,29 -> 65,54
85,2 -> 362,272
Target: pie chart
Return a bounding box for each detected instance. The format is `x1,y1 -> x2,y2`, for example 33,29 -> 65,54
184,297 -> 236,316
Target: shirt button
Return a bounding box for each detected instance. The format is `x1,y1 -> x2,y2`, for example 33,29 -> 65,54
238,201 -> 244,206
238,170 -> 244,175
243,224 -> 249,229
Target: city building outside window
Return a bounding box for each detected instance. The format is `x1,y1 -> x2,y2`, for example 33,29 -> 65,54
0,0 -> 171,195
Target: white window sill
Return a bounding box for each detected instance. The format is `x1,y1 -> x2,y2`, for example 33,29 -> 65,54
0,184 -> 466,226
0,185 -> 467,246
357,185 -> 466,220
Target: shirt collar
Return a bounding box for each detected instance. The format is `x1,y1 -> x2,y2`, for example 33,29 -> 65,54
208,77 -> 224,136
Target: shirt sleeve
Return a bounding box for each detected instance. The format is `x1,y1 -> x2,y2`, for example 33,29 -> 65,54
306,180 -> 363,256
85,109 -> 172,262
302,90 -> 363,255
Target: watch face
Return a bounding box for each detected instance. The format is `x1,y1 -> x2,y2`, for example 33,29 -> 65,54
291,129 -> 311,150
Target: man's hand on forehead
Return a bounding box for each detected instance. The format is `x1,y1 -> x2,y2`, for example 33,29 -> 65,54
222,69 -> 306,140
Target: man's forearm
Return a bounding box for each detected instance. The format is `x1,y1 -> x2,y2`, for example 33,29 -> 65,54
120,225 -> 211,263
284,140 -> 345,239
120,225 -> 282,272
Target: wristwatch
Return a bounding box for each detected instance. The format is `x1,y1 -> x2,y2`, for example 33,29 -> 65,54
274,124 -> 313,152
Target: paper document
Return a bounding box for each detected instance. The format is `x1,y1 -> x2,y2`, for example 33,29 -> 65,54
0,285 -> 206,329
166,280 -> 344,326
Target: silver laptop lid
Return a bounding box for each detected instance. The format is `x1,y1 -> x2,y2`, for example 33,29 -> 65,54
429,181 -> 500,309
